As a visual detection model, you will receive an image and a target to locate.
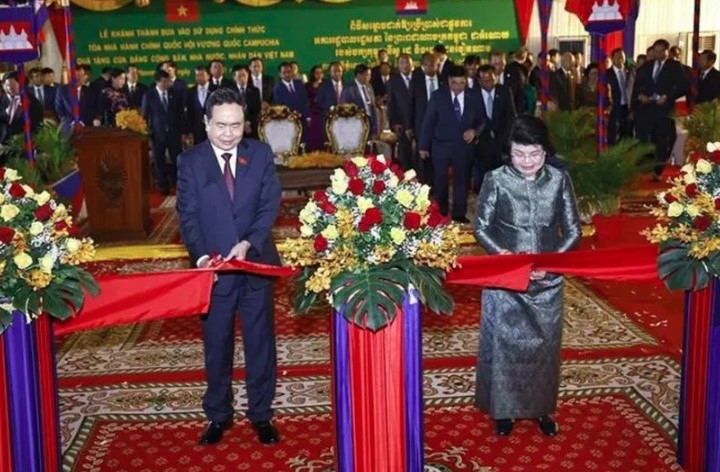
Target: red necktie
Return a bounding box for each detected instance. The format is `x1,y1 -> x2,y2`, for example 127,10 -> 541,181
221,153 -> 234,200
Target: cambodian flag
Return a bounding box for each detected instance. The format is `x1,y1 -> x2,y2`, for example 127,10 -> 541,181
0,5 -> 39,64
396,0 -> 427,15
51,170 -> 87,220
34,0 -> 49,43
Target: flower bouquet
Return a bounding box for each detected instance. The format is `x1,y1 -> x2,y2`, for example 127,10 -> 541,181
282,155 -> 461,330
0,167 -> 98,334
644,142 -> 720,290
115,109 -> 149,135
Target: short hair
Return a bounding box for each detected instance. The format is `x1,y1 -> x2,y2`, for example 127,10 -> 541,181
584,62 -> 599,77
41,67 -> 54,75
701,49 -> 717,64
433,44 -> 447,54
478,64 -> 496,76
463,54 -> 480,66
194,64 -> 210,74
637,54 -> 647,62
354,64 -> 370,76
249,57 -> 263,64
126,64 -> 138,72
548,49 -> 559,57
397,53 -> 412,62
2,71 -> 18,83
109,68 -> 125,79
232,64 -> 250,75
448,65 -> 466,79
377,48 -> 388,54
669,45 -> 681,55
277,61 -> 292,72
153,69 -> 170,82
329,61 -> 343,69
421,52 -> 436,65
101,67 -> 113,74
653,39 -> 670,49
209,58 -> 224,67
309,64 -> 323,77
611,48 -> 624,57
205,87 -> 244,120
163,61 -> 178,69
28,67 -> 41,76
646,46 -> 654,54
504,115 -> 555,158
489,50 -> 505,59
75,64 -> 91,73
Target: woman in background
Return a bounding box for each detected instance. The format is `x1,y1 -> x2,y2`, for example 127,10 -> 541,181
305,65 -> 326,152
474,116 -> 581,437
97,68 -> 129,127
576,62 -> 600,108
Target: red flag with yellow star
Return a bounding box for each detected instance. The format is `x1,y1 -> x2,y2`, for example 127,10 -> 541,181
166,0 -> 199,22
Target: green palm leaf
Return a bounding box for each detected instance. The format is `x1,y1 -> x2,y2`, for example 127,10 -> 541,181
658,241 -> 710,291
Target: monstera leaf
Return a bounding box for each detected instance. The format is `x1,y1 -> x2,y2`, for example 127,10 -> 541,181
0,308 -> 12,336
658,240 -> 718,291
399,260 -> 454,316
331,263 -> 411,331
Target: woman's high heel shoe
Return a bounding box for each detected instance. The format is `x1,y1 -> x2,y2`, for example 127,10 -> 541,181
537,416 -> 558,436
495,419 -> 513,436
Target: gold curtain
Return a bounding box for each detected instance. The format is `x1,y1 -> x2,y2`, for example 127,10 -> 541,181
71,0 -> 133,11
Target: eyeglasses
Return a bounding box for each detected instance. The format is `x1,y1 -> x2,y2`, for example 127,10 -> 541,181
510,150 -> 545,161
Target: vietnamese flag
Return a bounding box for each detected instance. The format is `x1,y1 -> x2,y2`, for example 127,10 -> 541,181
166,0 -> 199,23
396,0 -> 427,15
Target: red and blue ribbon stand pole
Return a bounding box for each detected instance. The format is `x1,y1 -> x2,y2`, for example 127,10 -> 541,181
537,0 -> 552,113
332,292 -> 423,471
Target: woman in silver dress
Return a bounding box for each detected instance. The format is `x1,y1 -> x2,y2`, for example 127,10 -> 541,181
474,116 -> 582,437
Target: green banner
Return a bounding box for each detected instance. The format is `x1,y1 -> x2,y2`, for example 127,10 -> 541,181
73,0 -> 520,80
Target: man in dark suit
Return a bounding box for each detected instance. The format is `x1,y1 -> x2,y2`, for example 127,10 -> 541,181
549,52 -> 577,111
632,38 -> 689,179
161,61 -> 188,94
123,64 -> 149,109
185,65 -> 212,146
88,66 -> 111,103
176,87 -> 281,447
463,55 -> 481,91
250,57 -> 274,106
419,65 -> 486,223
27,67 -> 56,118
340,63 -> 377,135
231,64 -> 261,139
0,71 -> 43,145
387,53 -> 414,170
370,61 -> 392,100
503,48 -> 529,114
409,52 -> 440,185
697,49 -> 720,104
606,48 -> 632,144
474,65 -> 515,189
55,64 -> 97,131
141,69 -> 184,194
209,59 -> 233,90
273,61 -> 311,138
41,67 -> 59,88
433,44 -> 454,83
316,61 -> 345,115
669,46 -> 693,99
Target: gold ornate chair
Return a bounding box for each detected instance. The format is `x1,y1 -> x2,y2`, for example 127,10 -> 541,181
325,103 -> 370,156
258,105 -> 303,165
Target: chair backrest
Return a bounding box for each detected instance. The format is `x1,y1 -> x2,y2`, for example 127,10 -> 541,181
325,103 -> 370,156
258,105 -> 302,165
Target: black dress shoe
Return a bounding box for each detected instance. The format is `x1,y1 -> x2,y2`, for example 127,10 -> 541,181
252,420 -> 280,444
495,419 -> 513,436
537,416 -> 558,436
452,216 -> 470,224
199,420 -> 232,446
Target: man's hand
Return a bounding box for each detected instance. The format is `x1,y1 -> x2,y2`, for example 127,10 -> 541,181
638,93 -> 650,104
498,249 -> 512,255
393,124 -> 403,133
225,241 -> 252,261
419,150 -> 430,160
530,270 -> 547,281
657,95 -> 668,105
405,129 -> 414,140
463,129 -> 477,143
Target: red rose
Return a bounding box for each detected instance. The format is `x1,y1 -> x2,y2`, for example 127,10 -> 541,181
0,168 -> 5,180
370,159 -> 386,175
343,161 -> 359,178
348,178 -> 365,196
372,179 -> 386,195
8,182 -> 25,198
689,151 -> 704,163
358,207 -> 383,232
34,204 -> 53,221
68,224 -> 80,237
686,184 -> 699,198
694,215 -> 713,231
0,226 -> 15,245
54,220 -> 68,232
712,150 -> 720,164
663,193 -> 678,204
322,200 -> 337,215
427,212 -> 446,228
715,198 -> 720,211
313,189 -> 329,203
313,234 -> 329,252
403,212 -> 422,230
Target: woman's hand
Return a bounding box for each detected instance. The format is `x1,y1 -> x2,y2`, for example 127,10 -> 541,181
530,270 -> 547,281
499,249 -> 512,255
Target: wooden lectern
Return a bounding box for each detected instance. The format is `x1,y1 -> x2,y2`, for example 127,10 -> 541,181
74,127 -> 151,242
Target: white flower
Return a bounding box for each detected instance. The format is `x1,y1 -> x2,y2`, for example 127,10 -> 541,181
29,221 -> 44,236
33,191 -> 51,206
39,254 -> 55,274
403,169 -> 417,181
356,196 -> 374,212
4,169 -> 20,181
21,185 -> 34,197
65,238 -> 82,252
706,142 -> 720,153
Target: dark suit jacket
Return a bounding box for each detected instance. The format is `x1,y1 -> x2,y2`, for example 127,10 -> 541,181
209,77 -> 234,91
250,75 -> 275,104
503,61 -> 527,114
0,94 -> 43,144
387,73 -> 413,130
409,73 -> 435,142
315,78 -> 345,114
185,84 -> 210,143
479,84 -> 515,146
632,59 -> 689,116
418,87 -> 487,153
698,68 -> 720,104
606,66 -> 630,113
370,74 -> 390,99
88,77 -> 110,102
141,87 -> 184,144
55,84 -> 96,128
437,59 -> 454,83
122,82 -> 149,109
27,85 -> 56,115
340,81 -> 377,133
176,139 -> 281,294
273,79 -> 310,120
235,84 -> 261,138
550,69 -> 575,111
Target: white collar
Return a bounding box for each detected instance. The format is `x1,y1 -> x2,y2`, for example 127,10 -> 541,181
211,143 -> 236,159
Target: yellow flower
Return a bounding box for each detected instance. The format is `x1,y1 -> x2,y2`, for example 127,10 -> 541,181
696,159 -> 713,174
0,194 -> 4,205
684,171 -> 697,185
4,169 -> 20,181
351,156 -> 368,167
54,204 -> 68,218
21,185 -> 35,197
356,196 -> 374,212
388,174 -> 399,188
300,224 -> 314,237
403,169 -> 417,181
13,252 -> 33,270
0,204 -> 20,222
39,254 -> 55,274
66,238 -> 82,252
686,204 -> 701,217
29,221 -> 44,236
23,269 -> 52,289
299,202 -> 318,225
390,227 -> 406,245
33,191 -> 51,206
395,188 -> 414,208
331,179 -> 348,195
321,225 -> 339,240
667,202 -> 684,217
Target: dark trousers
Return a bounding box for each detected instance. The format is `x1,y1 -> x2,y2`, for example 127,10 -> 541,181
608,105 -> 632,145
635,111 -> 674,177
413,145 -> 434,188
473,135 -> 503,192
151,136 -> 182,191
201,281 -> 277,424
432,142 -> 474,218
395,131 -> 413,171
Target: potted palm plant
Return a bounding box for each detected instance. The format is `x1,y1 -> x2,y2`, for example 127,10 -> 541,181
684,100 -> 720,156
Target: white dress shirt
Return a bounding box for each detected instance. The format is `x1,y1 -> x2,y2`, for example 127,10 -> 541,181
252,75 -> 263,100
451,90 -> 465,115
613,66 -> 627,105
355,79 -> 372,113
425,75 -> 438,101
401,74 -> 412,89
481,88 -> 495,118
197,84 -> 208,105
467,78 -> 475,89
